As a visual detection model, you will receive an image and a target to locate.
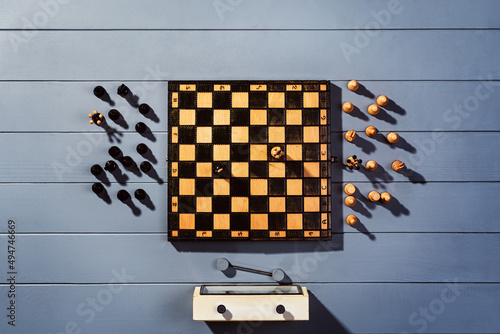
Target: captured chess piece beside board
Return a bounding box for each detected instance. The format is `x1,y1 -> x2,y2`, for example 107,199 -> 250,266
342,80 -> 408,227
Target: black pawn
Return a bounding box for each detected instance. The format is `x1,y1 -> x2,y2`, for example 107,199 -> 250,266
135,122 -> 147,133
92,182 -> 104,194
108,146 -> 122,159
117,190 -> 130,202
90,164 -> 103,176
93,86 -> 106,98
121,156 -> 134,168
136,143 -> 148,155
117,84 -> 130,97
104,160 -> 118,172
140,161 -> 152,173
276,305 -> 285,314
134,189 -> 146,201
108,109 -> 120,121
139,103 -> 150,115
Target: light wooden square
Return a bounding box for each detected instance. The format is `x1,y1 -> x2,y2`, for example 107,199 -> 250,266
180,84 -> 195,91
232,126 -> 249,143
179,178 -> 195,195
268,92 -> 284,108
196,162 -> 212,177
171,127 -> 178,143
197,92 -> 212,108
171,230 -> 178,237
286,144 -> 302,161
232,92 -> 249,108
179,144 -> 195,161
268,127 -> 285,143
304,197 -> 320,212
250,109 -> 267,125
269,197 -> 285,212
303,92 -> 319,108
214,109 -> 230,125
214,179 -> 230,196
197,197 -> 212,212
304,162 -> 320,177
232,197 -> 249,212
171,196 -> 178,212
179,214 -> 195,229
286,109 -> 302,125
269,162 -> 285,178
251,214 -> 268,230
320,109 -> 327,125
214,214 -> 230,229
213,145 -> 229,161
250,179 -> 268,196
197,127 -> 212,143
287,214 -> 303,230
214,84 -> 230,91
320,84 -> 327,91
171,162 -> 178,177
287,179 -> 302,196
179,109 -> 196,125
250,144 -> 267,161
231,162 -> 248,178
303,126 -> 319,143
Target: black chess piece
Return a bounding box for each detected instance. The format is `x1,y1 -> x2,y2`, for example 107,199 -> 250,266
108,146 -> 122,159
134,189 -> 146,201
140,161 -> 152,173
117,190 -> 130,202
117,84 -> 130,97
108,109 -> 120,121
121,156 -> 134,168
93,86 -> 106,98
104,160 -> 118,172
90,164 -> 103,176
135,122 -> 147,134
136,143 -> 148,155
276,305 -> 285,314
92,182 -> 104,194
139,103 -> 150,115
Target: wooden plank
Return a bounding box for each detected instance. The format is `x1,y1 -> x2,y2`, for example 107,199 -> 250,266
0,82 -> 167,132
1,132 -> 498,183
0,283 -> 498,333
1,31 -> 500,80
0,133 -> 167,183
1,182 -> 499,233
1,0 -> 499,29
332,132 -> 500,182
2,234 -> 499,283
333,80 -> 500,132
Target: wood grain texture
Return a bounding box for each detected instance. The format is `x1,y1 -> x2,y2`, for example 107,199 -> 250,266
1,233 -> 499,283
1,31 -> 500,80
1,0 -> 499,29
0,283 -> 498,334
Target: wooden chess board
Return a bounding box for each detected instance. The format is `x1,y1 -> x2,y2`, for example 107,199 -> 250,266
167,81 -> 331,241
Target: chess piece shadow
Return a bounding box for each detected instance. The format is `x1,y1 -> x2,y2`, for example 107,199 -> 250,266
353,83 -> 375,98
400,167 -> 427,184
142,106 -> 160,123
348,105 -> 369,121
385,99 -> 406,115
93,172 -> 110,186
95,187 -> 112,204
94,86 -> 115,106
350,199 -> 373,218
143,165 -> 164,184
391,136 -> 417,153
108,110 -> 129,129
137,124 -> 156,142
359,165 -> 394,185
100,120 -> 123,143
380,196 -> 410,217
122,89 -> 139,108
136,192 -> 155,211
277,272 -> 293,285
352,218 -> 376,240
352,136 -> 376,154
219,265 -> 237,278
108,166 -> 129,185
373,108 -> 397,124
138,147 -> 158,164
121,197 -> 141,216
358,193 -> 378,209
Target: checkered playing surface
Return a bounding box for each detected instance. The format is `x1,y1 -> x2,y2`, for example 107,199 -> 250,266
168,81 -> 331,241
